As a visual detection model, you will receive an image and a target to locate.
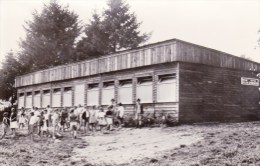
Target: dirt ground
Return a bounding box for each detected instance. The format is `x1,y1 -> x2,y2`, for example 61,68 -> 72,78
1,122 -> 260,166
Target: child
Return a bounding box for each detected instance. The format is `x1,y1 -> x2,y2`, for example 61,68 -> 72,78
42,110 -> 49,136
117,103 -> 125,128
135,98 -> 144,128
106,106 -> 113,132
51,109 -> 60,139
28,112 -> 38,139
1,112 -> 9,139
19,112 -> 27,128
97,107 -> 107,134
10,108 -> 18,137
60,109 -> 68,132
69,109 -> 78,139
82,105 -> 90,134
89,106 -> 97,134
38,112 -> 44,136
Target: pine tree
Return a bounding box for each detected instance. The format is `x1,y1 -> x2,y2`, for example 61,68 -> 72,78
103,0 -> 150,52
77,0 -> 151,57
76,12 -> 110,60
19,0 -> 81,71
0,51 -> 23,103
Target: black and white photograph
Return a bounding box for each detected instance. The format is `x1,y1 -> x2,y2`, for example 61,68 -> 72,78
0,0 -> 260,165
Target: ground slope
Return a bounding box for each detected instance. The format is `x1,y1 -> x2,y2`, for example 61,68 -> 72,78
1,122 -> 260,166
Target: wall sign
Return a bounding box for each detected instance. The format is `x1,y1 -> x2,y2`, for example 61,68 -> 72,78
241,77 -> 259,86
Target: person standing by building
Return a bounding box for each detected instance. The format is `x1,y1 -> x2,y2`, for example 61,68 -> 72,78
110,98 -> 117,115
82,105 -> 90,134
46,105 -> 52,126
10,108 -> 18,137
28,112 -> 38,139
135,98 -> 144,128
69,109 -> 78,139
1,112 -> 9,139
106,106 -> 114,132
97,106 -> 107,134
42,109 -> 49,137
34,107 -> 40,117
18,111 -> 27,128
60,108 -> 68,132
117,103 -> 125,128
38,111 -> 44,136
88,105 -> 97,134
73,106 -> 80,129
76,104 -> 84,131
51,109 -> 60,139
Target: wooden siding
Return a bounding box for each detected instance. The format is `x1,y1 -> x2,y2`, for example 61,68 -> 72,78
179,62 -> 260,123
17,64 -> 179,120
15,39 -> 260,87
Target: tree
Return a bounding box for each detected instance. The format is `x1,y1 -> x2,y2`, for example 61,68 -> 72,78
76,12 -> 110,60
19,0 -> 81,71
103,0 -> 150,52
77,0 -> 151,58
0,51 -> 23,104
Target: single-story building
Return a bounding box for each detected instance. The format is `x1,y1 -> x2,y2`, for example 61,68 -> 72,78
15,39 -> 260,123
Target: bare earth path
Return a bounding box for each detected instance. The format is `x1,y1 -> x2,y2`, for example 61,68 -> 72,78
1,122 -> 260,166
72,128 -> 202,165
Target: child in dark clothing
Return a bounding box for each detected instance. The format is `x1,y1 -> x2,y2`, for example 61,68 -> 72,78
106,106 -> 113,132
38,112 -> 44,136
1,112 -> 9,139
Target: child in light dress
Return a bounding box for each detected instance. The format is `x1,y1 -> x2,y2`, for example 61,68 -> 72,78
88,106 -> 97,134
19,113 -> 27,128
97,106 -> 107,134
28,112 -> 39,139
10,108 -> 18,137
42,110 -> 49,136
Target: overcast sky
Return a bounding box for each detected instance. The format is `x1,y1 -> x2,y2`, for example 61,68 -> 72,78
0,0 -> 259,66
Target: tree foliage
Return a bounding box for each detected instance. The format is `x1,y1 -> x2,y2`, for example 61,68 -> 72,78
103,0 -> 150,52
19,0 -> 81,71
76,12 -> 110,60
0,51 -> 23,103
77,0 -> 151,59
0,0 -> 151,102
0,1 -> 81,102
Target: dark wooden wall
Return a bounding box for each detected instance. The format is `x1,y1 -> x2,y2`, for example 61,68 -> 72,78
179,62 -> 260,123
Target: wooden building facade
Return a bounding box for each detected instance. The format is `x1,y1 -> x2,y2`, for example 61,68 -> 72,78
15,39 -> 260,123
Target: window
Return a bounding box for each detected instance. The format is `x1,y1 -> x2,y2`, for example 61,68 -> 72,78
102,81 -> 115,105
157,74 -> 177,102
118,79 -> 133,104
18,93 -> 24,109
33,91 -> 41,108
74,84 -> 85,106
25,92 -> 32,108
52,88 -> 61,107
87,83 -> 99,106
63,87 -> 72,107
136,76 -> 153,103
42,90 -> 50,108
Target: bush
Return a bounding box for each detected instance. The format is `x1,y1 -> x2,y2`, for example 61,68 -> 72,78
165,114 -> 178,127
121,112 -> 178,128
123,116 -> 136,127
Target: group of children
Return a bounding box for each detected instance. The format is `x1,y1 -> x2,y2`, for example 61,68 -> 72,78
1,99 -> 128,139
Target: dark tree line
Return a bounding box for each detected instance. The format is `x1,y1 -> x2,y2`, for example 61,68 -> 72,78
0,0 -> 151,103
